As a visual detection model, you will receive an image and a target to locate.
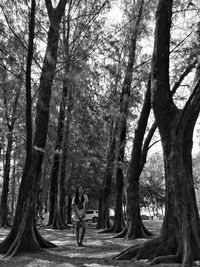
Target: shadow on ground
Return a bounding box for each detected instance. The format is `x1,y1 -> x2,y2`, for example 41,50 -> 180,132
0,220 -> 180,267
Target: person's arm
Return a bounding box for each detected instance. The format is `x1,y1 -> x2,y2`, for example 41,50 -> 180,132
72,197 -> 81,220
73,204 -> 81,220
82,195 -> 88,219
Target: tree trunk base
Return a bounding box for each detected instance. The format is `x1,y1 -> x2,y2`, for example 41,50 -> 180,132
45,219 -> 71,230
45,223 -> 70,230
113,226 -> 128,238
113,222 -> 153,239
98,223 -> 124,234
96,219 -> 111,230
0,222 -> 56,257
113,236 -> 173,261
113,234 -> 200,266
98,225 -> 114,234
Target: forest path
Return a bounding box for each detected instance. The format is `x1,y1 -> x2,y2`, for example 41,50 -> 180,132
0,220 -> 180,267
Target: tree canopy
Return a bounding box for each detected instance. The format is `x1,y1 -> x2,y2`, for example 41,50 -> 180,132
1,0 -> 200,265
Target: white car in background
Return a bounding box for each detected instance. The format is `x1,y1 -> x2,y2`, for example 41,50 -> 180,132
72,210 -> 98,223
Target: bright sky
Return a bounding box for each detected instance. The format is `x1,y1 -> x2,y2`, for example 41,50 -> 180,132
106,4 -> 123,26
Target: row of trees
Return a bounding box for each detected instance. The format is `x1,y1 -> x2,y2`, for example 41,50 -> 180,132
1,0 -> 200,265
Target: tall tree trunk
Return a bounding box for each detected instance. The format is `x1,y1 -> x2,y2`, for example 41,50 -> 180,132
47,3 -> 72,229
10,155 -> 16,218
0,0 -> 69,257
118,79 -> 152,239
66,194 -> 72,224
0,130 -> 13,227
96,120 -> 116,229
0,76 -> 22,227
102,0 -> 144,234
115,3 -> 197,242
97,43 -> 124,230
115,1 -> 200,266
58,85 -> 73,224
47,80 -> 69,228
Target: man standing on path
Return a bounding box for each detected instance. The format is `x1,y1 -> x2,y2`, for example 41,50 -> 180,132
72,186 -> 88,246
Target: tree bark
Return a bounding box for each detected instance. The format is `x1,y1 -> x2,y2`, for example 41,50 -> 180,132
47,3 -> 72,229
0,130 -> 13,227
96,121 -> 116,230
59,85 -> 73,222
102,0 -> 144,234
0,74 -> 22,227
97,38 -> 124,231
10,155 -> 16,218
114,1 -> 200,266
66,194 -> 72,224
0,0 -> 69,257
123,79 -> 152,239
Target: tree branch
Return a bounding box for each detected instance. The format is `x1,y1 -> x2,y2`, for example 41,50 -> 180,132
141,57 -> 197,164
171,58 -> 197,95
45,0 -> 53,19
2,86 -> 10,129
178,77 -> 200,128
0,4 -> 42,70
57,0 -> 69,16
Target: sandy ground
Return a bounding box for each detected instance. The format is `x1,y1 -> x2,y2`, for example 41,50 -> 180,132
0,221 -> 181,267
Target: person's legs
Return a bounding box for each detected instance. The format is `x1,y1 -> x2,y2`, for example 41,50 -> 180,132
79,220 -> 86,246
75,221 -> 80,245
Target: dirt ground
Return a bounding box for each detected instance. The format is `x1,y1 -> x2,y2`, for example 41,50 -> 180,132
0,220 -> 182,267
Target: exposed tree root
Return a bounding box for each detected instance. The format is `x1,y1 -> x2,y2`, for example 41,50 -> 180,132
113,226 -> 128,238
96,218 -> 112,230
98,221 -> 125,234
114,234 -> 200,266
98,225 -> 114,234
113,219 -> 153,240
34,225 -> 56,248
113,243 -> 142,260
113,237 -> 164,261
0,218 -> 56,257
45,219 -> 71,230
149,254 -> 181,265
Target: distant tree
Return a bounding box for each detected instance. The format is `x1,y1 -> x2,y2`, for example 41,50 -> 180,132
47,0 -> 108,228
140,152 -> 165,218
0,74 -> 22,227
99,0 -> 144,233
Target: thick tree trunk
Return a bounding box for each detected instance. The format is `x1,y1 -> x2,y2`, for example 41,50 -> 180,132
47,7 -> 72,229
125,80 -> 152,239
0,0 -> 68,257
115,1 -> 200,266
115,121 -> 200,266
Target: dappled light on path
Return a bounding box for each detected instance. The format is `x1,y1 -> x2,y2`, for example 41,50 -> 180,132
0,221 -> 175,267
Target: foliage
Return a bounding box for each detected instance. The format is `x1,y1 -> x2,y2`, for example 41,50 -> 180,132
140,152 -> 165,216
0,0 -> 200,220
